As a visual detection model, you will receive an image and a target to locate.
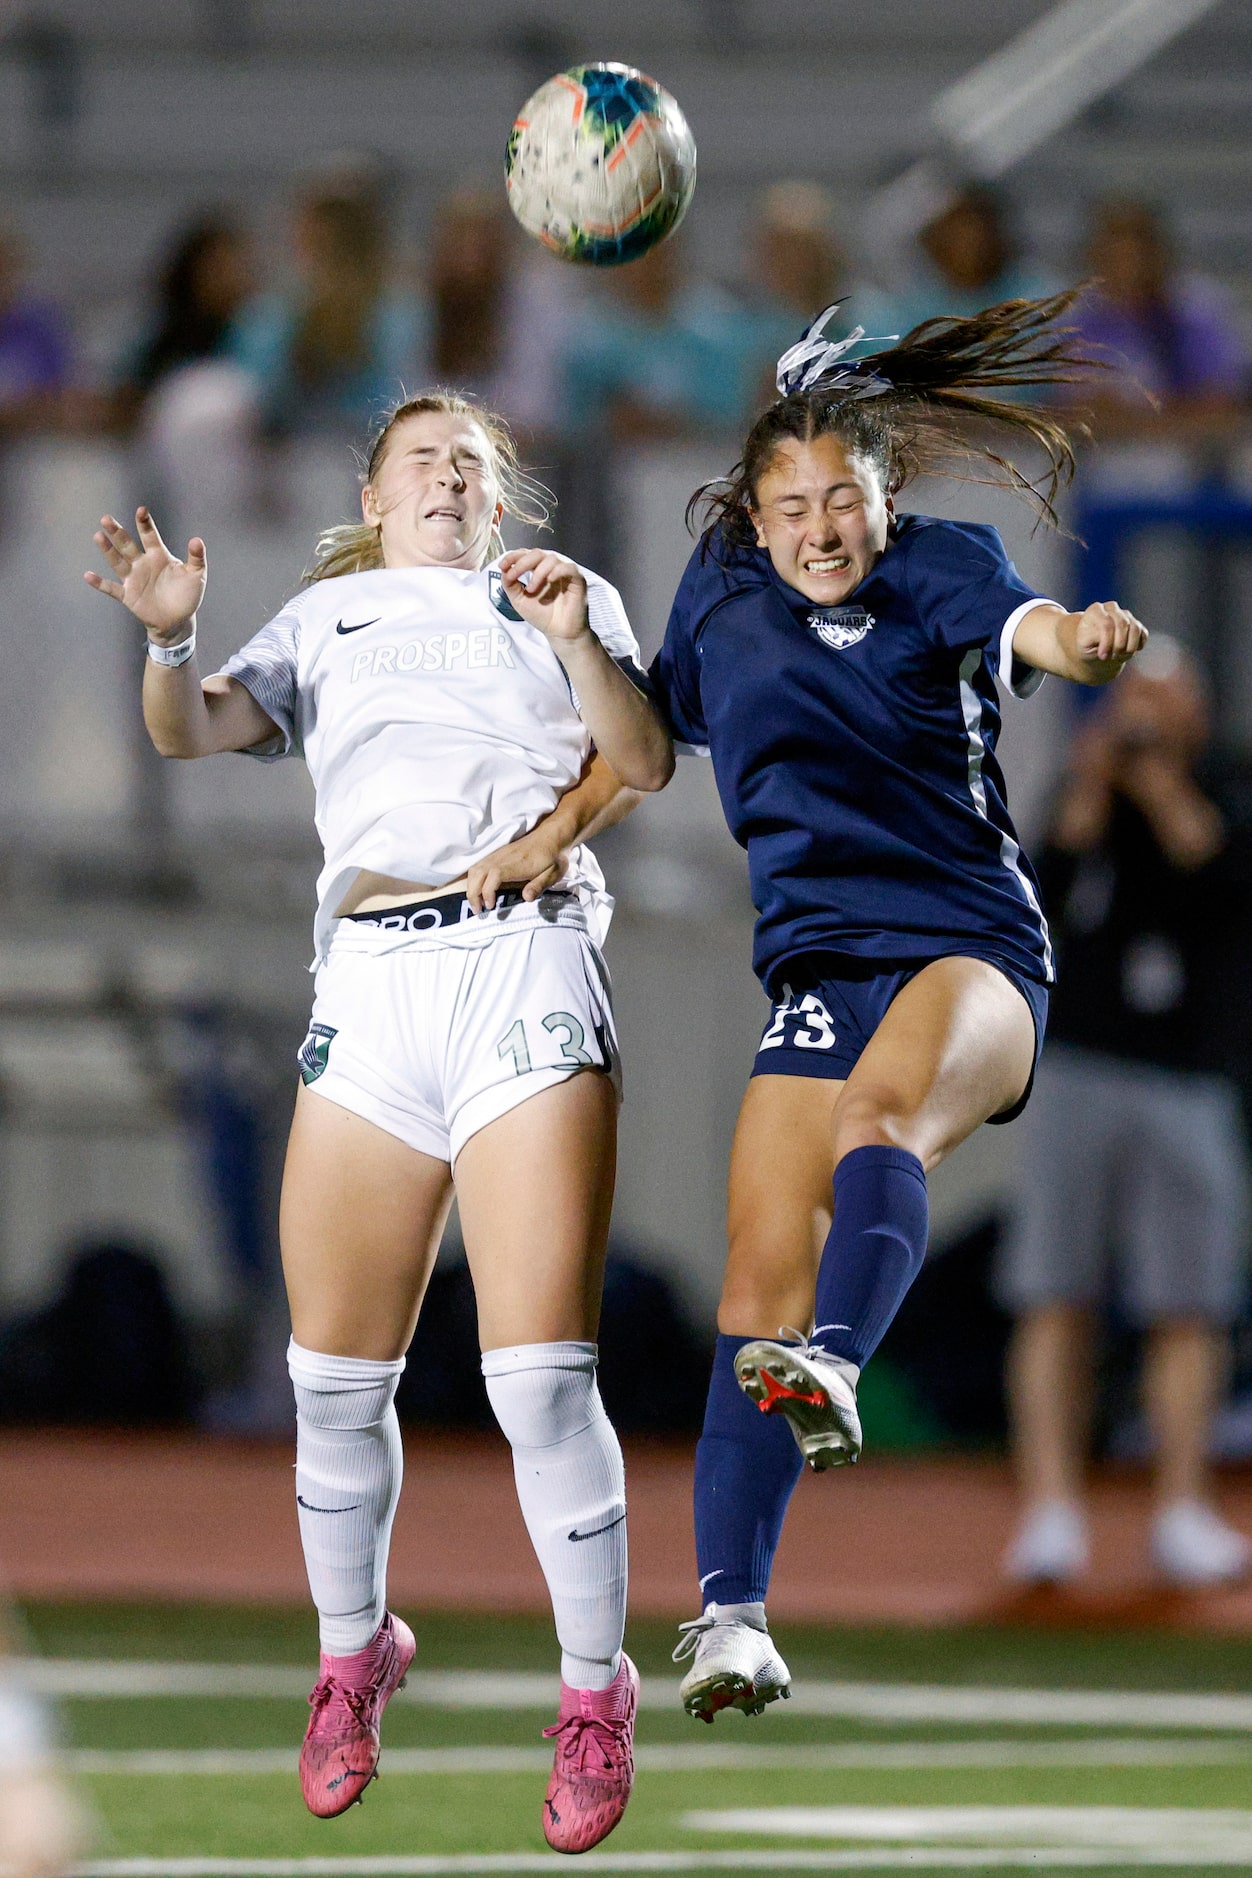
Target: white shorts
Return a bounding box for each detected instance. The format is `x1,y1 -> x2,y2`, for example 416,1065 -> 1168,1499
297,896 -> 621,1164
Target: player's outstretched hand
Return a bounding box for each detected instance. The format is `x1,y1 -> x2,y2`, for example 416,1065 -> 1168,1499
499,549 -> 589,644
465,825 -> 570,914
1073,601 -> 1147,682
84,508 -> 206,644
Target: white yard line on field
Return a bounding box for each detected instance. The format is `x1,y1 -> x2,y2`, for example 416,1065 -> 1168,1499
63,1736 -> 1252,1776
26,1660 -> 1252,1730
684,1804 -> 1252,1857
69,1844 -> 1252,1874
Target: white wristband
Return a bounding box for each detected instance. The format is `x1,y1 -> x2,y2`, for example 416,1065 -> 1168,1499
146,631 -> 196,669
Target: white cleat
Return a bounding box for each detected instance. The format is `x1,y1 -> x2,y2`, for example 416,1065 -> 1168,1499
673,1608 -> 792,1723
733,1335 -> 862,1471
1003,1500 -> 1090,1586
1151,1500 -> 1252,1588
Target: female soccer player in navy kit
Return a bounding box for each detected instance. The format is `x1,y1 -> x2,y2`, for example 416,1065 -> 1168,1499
84,392 -> 672,1850
646,295 -> 1148,1717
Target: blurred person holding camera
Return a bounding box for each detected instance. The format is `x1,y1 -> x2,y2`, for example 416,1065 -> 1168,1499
998,635 -> 1252,1588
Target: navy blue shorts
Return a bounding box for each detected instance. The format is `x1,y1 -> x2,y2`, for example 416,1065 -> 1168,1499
751,954 -> 1049,1125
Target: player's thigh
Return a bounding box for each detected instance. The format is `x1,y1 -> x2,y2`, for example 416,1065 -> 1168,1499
834,956 -> 1036,1169
722,1072 -> 846,1331
281,1084 -> 454,1360
455,1067 -> 618,1349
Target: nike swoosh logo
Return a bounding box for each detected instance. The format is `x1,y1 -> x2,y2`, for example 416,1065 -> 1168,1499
297,1495 -> 362,1514
335,617 -> 380,635
568,1511 -> 626,1543
698,1569 -> 724,1591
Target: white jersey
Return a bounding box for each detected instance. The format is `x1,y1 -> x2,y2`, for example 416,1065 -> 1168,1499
219,559 -> 642,962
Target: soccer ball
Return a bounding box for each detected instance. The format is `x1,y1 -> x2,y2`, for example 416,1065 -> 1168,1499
505,62 -> 696,267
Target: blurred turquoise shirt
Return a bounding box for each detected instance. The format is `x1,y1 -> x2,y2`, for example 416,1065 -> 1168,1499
561,284 -> 748,435
229,291 -> 426,437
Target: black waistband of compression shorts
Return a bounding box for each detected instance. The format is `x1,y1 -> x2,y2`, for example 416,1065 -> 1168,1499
342,886 -> 574,932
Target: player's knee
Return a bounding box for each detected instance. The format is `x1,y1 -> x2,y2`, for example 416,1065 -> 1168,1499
830,1084 -> 919,1164
288,1339 -> 405,1430
718,1266 -> 815,1337
481,1341 -> 607,1451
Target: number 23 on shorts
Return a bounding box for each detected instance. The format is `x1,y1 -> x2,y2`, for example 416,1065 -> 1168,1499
497,1011 -> 611,1075
758,989 -> 837,1052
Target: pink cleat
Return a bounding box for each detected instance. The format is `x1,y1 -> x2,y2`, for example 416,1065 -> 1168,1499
541,1652 -> 638,1854
299,1612 -> 415,1818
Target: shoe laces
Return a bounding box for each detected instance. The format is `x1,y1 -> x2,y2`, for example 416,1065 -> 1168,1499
542,1710 -> 629,1773
672,1615 -> 717,1663
778,1324 -> 849,1364
308,1673 -> 371,1730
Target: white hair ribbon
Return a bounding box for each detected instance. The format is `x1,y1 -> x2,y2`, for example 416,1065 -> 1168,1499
776,303 -> 899,399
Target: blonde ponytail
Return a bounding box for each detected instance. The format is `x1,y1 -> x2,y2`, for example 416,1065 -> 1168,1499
305,520 -> 384,582
304,388 -> 551,584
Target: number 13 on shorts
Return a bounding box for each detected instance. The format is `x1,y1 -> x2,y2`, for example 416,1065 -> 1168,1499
497,1010 -> 614,1076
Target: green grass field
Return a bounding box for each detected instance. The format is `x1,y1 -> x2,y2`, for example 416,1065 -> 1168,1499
25,1600 -> 1252,1874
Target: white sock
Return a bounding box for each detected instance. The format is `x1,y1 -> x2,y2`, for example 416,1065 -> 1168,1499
288,1338 -> 405,1656
482,1341 -> 627,1691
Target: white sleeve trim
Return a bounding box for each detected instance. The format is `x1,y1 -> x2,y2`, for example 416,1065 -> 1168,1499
675,740 -> 711,758
583,567 -> 640,663
999,599 -> 1060,700
217,605 -> 301,758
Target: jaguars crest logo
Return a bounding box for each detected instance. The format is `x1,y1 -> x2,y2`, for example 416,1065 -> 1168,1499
807,606 -> 875,651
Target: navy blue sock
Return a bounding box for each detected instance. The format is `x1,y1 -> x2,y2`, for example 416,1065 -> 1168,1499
693,1333 -> 804,1607
812,1144 -> 928,1370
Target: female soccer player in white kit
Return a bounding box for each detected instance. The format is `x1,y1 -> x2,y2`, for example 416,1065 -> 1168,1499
85,391 -> 673,1853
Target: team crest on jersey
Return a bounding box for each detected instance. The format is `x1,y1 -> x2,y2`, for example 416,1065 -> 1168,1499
297,1023 -> 337,1085
488,569 -> 524,623
806,606 -> 875,650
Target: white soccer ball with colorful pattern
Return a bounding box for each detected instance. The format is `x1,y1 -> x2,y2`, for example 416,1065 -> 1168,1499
505,63 -> 696,267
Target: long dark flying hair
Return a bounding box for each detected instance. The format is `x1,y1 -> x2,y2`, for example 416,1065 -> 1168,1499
690,290 -> 1097,552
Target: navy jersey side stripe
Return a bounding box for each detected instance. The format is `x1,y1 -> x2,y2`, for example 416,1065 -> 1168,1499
958,649 -> 1055,982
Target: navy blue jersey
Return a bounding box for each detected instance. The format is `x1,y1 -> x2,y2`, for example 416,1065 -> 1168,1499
649,514 -> 1055,993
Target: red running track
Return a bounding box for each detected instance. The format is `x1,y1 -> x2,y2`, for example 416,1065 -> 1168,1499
3,1431 -> 1252,1629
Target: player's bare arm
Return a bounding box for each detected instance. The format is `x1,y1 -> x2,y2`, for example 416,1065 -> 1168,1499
499,547 -> 674,791
85,507 -> 278,757
1011,599 -> 1148,685
466,754 -> 641,913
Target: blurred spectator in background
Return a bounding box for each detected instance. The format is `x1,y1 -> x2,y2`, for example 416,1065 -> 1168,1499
0,221 -> 72,433
427,186 -> 507,403
111,214 -> 254,431
425,185 -> 579,449
998,636 -> 1252,1589
231,184 -> 420,438
1070,199 -> 1247,446
0,1240 -> 200,1427
562,235 -> 741,441
891,183 -> 1054,333
724,180 -> 898,425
